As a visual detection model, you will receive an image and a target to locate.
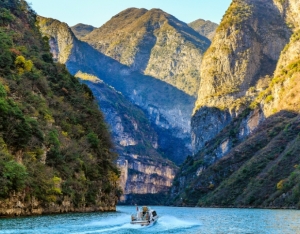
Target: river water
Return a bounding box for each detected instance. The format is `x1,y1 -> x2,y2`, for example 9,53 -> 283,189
0,206 -> 300,233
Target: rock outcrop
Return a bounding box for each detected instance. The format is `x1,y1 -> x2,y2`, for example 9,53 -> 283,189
0,192 -> 116,217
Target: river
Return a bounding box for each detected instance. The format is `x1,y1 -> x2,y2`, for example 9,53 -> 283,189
0,206 -> 300,233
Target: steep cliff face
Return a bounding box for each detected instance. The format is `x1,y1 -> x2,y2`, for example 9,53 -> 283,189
37,15 -> 194,164
188,19 -> 218,41
38,17 -> 76,63
192,0 -> 291,152
171,0 -> 300,209
260,0 -> 300,116
171,111 -> 300,208
82,8 -> 210,96
118,155 -> 176,202
66,70 -> 178,201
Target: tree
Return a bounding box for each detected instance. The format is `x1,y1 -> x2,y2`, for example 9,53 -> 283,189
15,55 -> 33,74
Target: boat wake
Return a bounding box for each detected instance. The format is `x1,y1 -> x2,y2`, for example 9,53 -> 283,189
156,215 -> 201,231
73,213 -> 200,233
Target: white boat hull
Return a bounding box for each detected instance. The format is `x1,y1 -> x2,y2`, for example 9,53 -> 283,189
130,216 -> 158,226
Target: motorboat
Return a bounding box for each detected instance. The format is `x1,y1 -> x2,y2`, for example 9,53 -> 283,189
130,206 -> 158,226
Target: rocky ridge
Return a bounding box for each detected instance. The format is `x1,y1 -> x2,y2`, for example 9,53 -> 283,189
82,8 -> 211,96
71,23 -> 96,39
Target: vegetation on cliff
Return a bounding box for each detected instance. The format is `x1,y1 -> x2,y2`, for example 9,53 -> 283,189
171,110 -> 300,208
0,0 -> 120,213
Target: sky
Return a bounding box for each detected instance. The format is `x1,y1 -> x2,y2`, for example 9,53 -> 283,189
26,0 -> 232,28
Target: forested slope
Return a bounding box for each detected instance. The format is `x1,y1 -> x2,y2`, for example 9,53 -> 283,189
0,0 -> 120,216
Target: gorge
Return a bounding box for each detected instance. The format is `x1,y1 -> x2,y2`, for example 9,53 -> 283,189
1,0 -> 300,216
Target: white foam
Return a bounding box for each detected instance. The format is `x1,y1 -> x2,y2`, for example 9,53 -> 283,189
85,214 -> 128,227
157,215 -> 201,230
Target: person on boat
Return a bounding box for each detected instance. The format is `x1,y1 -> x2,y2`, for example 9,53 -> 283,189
145,212 -> 150,222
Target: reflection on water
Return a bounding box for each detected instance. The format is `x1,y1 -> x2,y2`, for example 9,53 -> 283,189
0,206 -> 299,234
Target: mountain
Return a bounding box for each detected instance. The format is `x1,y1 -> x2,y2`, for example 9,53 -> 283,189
37,16 -> 180,203
170,0 -> 300,209
37,9 -> 206,165
71,23 -> 96,39
192,0 -> 291,153
188,19 -> 218,40
82,8 -> 211,96
0,0 -> 119,216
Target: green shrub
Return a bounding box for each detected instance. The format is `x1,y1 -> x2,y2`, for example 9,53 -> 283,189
2,160 -> 28,192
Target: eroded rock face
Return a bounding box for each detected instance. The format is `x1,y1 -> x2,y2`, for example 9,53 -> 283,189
192,0 -> 291,152
117,155 -> 176,201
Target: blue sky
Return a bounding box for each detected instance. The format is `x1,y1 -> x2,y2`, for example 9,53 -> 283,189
27,0 -> 231,27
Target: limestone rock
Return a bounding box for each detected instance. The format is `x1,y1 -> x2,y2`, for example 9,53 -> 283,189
192,0 -> 291,152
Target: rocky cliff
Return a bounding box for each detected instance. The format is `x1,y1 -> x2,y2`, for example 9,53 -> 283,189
82,8 -> 210,97
171,0 -> 300,209
188,19 -> 218,41
37,14 -> 197,165
192,0 -> 291,153
75,73 -> 177,201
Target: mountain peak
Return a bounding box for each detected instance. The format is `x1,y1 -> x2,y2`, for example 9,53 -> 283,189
82,8 -> 210,96
71,23 -> 96,39
189,19 -> 218,41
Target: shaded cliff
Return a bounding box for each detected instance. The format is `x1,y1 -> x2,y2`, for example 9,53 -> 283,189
0,0 -> 119,216
37,15 -> 195,165
171,110 -> 300,208
75,73 -> 178,201
82,8 -> 210,96
188,19 -> 218,41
